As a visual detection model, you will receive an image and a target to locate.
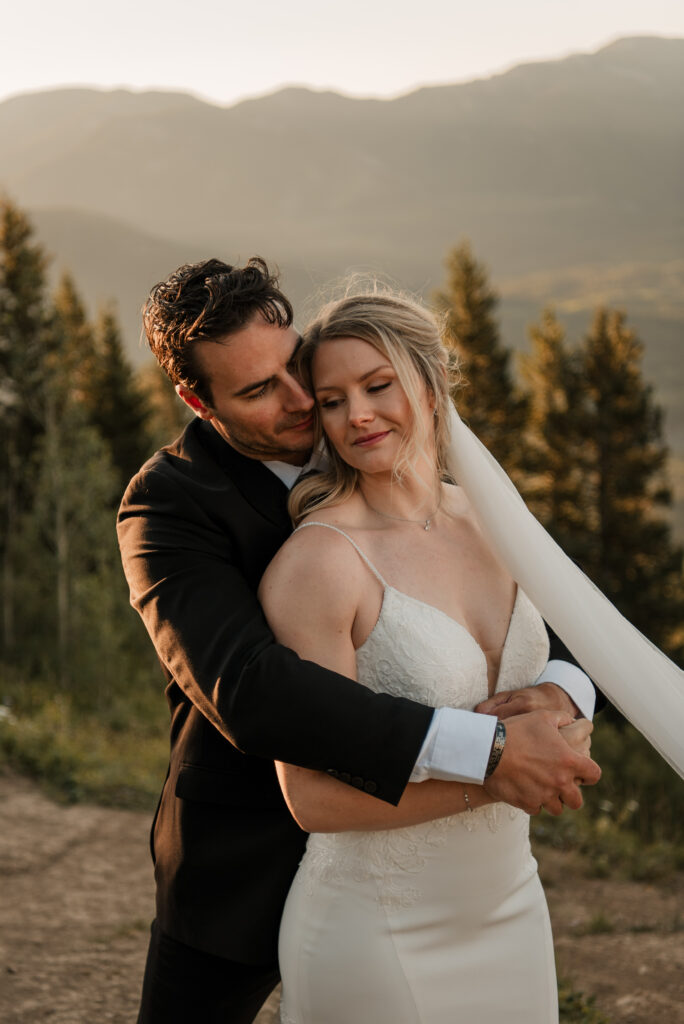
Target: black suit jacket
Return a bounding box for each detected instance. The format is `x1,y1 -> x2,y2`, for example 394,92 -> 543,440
117,418 -> 589,964
117,419 -> 434,963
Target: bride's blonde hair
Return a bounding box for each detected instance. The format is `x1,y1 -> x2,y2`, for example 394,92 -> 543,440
289,287 -> 458,525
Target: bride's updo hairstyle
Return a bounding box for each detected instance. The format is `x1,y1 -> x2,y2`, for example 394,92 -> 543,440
289,287 -> 458,525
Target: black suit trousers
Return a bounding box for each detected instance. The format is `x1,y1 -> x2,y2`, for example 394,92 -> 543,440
137,920 -> 280,1024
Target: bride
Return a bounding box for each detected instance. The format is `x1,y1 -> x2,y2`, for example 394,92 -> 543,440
258,289 -> 594,1022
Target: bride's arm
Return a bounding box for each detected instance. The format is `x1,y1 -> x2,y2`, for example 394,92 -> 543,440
275,765 -> 493,833
259,528 -> 495,832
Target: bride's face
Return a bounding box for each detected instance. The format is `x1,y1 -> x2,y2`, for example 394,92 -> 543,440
311,336 -> 434,475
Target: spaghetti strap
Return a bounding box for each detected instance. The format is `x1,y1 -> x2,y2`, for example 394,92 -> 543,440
294,521 -> 389,588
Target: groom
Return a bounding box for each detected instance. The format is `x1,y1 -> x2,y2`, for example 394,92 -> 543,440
117,256 -> 601,1023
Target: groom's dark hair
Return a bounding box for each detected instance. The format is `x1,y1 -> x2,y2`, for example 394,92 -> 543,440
143,256 -> 293,405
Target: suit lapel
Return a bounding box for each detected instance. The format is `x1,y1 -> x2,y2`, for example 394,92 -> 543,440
195,420 -> 292,532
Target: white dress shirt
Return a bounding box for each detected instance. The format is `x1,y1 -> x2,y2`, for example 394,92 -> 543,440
264,458 -> 595,785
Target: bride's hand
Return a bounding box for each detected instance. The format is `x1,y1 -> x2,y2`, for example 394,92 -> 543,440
559,718 -> 593,758
476,682 -> 579,720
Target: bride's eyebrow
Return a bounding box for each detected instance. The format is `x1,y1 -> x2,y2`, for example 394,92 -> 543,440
315,363 -> 393,394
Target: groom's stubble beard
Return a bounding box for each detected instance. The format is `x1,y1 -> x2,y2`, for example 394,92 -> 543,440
211,412 -> 315,464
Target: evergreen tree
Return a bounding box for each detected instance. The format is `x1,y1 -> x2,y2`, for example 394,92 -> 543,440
0,199 -> 50,655
434,241 -> 526,477
51,272 -> 98,408
520,309 -> 592,562
577,309 -> 683,658
0,198 -> 155,710
137,361 -> 192,449
88,305 -> 153,492
18,395 -> 120,689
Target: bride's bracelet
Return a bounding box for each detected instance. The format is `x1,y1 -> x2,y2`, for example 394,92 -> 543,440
484,721 -> 506,778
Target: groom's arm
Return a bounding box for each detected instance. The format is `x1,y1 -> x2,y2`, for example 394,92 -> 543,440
117,454 -> 431,806
410,627 -> 602,795
118,448 -> 600,812
475,625 -> 604,723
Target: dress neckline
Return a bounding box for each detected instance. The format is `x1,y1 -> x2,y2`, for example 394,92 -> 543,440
294,520 -> 522,697
357,584 -> 521,697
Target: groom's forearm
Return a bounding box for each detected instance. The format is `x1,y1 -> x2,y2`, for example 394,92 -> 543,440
411,673 -> 594,785
545,621 -> 605,713
533,662 -> 595,719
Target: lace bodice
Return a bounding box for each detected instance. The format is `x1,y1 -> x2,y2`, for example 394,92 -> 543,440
291,522 -> 550,908
280,523 -> 559,1024
294,520 -> 549,709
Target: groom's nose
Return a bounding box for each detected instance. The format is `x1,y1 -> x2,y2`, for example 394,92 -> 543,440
282,373 -> 314,412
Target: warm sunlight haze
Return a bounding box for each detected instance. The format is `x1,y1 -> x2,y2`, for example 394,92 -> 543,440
2,0 -> 684,104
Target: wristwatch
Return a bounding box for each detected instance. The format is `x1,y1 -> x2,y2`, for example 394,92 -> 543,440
485,720 -> 506,778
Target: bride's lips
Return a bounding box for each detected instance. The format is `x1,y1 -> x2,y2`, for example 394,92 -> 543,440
353,431 -> 390,447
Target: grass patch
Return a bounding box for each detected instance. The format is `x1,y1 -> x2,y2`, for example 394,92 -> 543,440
558,978 -> 610,1023
0,673 -> 168,810
531,811 -> 683,883
581,912 -> 614,936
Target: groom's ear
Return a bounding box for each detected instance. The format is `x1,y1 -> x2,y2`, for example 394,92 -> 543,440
176,385 -> 213,421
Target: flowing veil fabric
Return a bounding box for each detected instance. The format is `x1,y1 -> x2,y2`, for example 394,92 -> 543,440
446,405 -> 684,779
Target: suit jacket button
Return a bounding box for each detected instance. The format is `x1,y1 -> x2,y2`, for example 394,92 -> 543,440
339,771 -> 351,784
351,776 -> 364,789
326,768 -> 339,778
363,780 -> 377,794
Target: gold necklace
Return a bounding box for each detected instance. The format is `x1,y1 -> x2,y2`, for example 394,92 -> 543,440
364,494 -> 442,532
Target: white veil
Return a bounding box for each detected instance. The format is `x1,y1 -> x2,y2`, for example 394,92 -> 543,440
446,404 -> 684,779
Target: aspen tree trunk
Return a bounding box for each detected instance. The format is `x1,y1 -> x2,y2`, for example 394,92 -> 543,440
2,452 -> 16,653
46,395 -> 70,687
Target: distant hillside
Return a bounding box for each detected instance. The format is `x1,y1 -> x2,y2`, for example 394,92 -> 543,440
2,35 -> 682,278
2,36 -> 682,532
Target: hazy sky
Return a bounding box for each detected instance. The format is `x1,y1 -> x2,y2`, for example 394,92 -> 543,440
4,0 -> 683,106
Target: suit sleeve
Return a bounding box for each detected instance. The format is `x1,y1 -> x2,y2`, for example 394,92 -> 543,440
544,622 -> 605,711
117,462 -> 433,805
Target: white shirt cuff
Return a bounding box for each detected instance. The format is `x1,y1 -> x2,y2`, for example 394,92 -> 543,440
409,708 -> 496,785
534,660 -> 595,720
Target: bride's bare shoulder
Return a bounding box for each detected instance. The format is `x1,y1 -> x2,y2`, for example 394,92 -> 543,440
259,495 -> 368,605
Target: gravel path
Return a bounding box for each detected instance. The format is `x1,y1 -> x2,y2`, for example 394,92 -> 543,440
1,771 -> 682,1023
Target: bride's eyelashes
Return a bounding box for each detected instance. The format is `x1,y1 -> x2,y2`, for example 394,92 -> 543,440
319,381 -> 393,410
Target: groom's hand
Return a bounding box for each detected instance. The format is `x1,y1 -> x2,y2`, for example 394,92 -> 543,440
476,682 -> 579,720
482,710 -> 601,816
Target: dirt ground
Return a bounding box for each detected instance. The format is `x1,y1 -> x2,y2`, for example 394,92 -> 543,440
1,770 -> 682,1023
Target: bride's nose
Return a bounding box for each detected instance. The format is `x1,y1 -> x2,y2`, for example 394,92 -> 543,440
347,393 -> 374,427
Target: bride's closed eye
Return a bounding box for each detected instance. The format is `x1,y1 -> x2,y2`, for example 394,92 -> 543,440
318,381 -> 392,409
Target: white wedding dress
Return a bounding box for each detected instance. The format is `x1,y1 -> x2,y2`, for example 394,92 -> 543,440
278,524 -> 558,1024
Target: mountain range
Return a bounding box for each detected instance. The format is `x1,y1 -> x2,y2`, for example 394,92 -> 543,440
1,34 -> 682,527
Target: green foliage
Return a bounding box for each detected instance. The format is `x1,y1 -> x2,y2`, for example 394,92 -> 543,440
0,200 -> 161,701
522,304 -> 684,660
137,360 -> 191,449
87,305 -> 154,493
0,199 -> 53,660
532,720 -> 684,881
578,310 -> 684,658
520,309 -> 593,561
434,240 -> 527,478
581,913 -> 614,935
558,979 -> 610,1023
0,671 -> 167,809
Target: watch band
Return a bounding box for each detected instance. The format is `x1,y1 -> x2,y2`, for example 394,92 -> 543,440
485,720 -> 506,778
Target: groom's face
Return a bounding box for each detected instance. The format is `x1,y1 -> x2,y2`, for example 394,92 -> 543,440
183,314 -> 315,464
